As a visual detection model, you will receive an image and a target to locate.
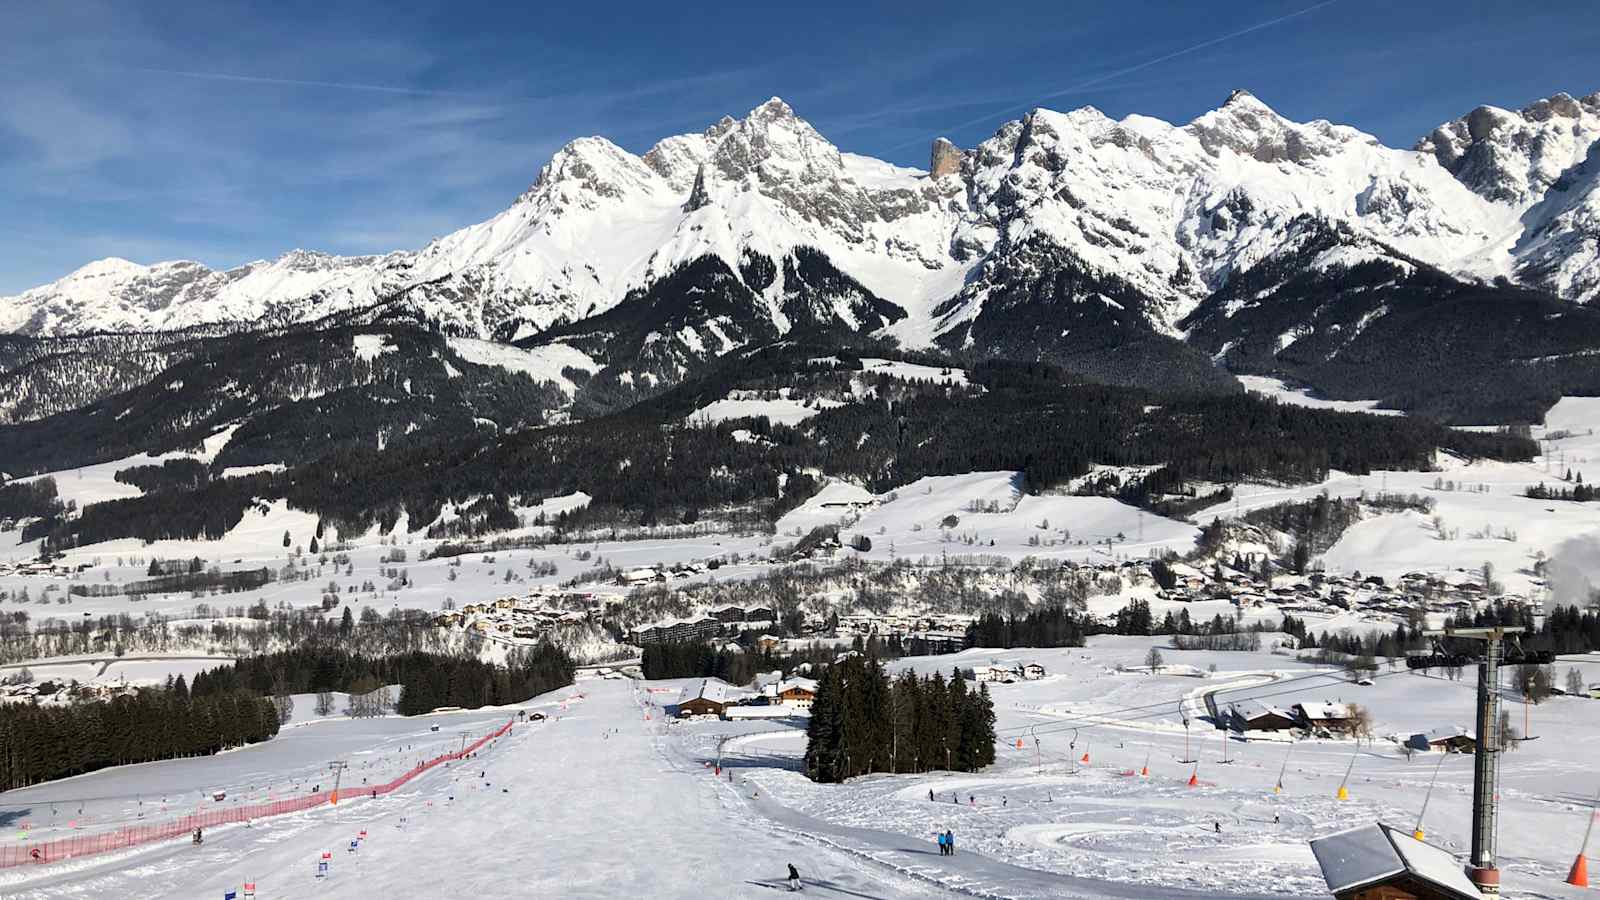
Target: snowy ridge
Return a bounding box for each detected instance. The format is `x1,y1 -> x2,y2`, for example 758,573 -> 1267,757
4,88 -> 1599,356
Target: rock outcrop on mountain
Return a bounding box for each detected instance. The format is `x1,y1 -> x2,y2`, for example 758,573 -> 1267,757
4,88 -> 1600,423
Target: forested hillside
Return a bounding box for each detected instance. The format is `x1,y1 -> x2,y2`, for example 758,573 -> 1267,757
25,350 -> 1535,555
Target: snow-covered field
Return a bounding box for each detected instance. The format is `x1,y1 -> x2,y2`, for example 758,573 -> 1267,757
2,681 -> 945,900
12,640 -> 1598,898
1236,375 -> 1400,416
1201,396 -> 1600,600
690,388 -> 845,426
780,471 -> 1200,565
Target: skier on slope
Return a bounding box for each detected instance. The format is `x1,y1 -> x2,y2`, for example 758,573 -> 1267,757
193,827 -> 203,846
787,862 -> 802,891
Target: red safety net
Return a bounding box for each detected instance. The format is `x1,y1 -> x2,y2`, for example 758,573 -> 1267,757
1,718 -> 513,869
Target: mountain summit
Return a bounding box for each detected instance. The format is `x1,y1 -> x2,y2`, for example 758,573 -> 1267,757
4,89 -> 1599,407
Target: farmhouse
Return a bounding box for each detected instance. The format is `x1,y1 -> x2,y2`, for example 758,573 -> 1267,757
1232,701 -> 1299,732
675,678 -> 756,718
619,567 -> 664,586
775,678 -> 818,707
1405,728 -> 1477,754
976,665 -> 1017,684
1294,700 -> 1356,731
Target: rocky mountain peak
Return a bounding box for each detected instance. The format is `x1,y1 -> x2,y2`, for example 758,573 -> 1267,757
1417,89 -> 1600,206
751,96 -> 796,121
929,137 -> 963,178
1185,90 -> 1347,164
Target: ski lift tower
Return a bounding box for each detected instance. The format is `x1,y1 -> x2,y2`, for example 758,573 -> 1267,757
1422,624 -> 1527,896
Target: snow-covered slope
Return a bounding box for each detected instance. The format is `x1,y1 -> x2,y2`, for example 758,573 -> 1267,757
1417,91 -> 1600,302
7,89 -> 1597,347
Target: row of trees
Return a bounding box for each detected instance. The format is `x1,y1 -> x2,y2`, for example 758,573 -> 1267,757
201,645 -> 576,717
805,654 -> 996,783
1526,480 -> 1595,502
0,685 -> 278,791
965,605 -> 1088,649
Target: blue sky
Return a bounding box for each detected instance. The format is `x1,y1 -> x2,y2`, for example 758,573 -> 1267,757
2,0 -> 1596,294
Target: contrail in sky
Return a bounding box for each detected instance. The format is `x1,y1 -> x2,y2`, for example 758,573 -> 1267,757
891,0 -> 1339,151
111,65 -> 477,98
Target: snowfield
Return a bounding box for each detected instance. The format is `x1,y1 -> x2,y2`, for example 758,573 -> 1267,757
11,641 -> 1598,898
444,338 -> 600,397
690,388 -> 845,426
1235,376 -> 1400,416
780,471 -> 1200,565
1200,395 -> 1600,600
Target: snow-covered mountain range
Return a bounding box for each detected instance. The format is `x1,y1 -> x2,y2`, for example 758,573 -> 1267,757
6,90 -> 1597,344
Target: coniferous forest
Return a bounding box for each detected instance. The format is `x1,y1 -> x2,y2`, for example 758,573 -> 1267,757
805,654 -> 996,783
0,680 -> 279,791
21,352 -> 1537,556
212,645 -> 576,716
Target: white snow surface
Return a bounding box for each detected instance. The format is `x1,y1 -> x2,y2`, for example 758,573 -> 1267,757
18,644 -> 1586,897
690,388 -> 845,426
1236,375 -> 1401,416
445,338 -> 599,396
779,471 -> 1200,564
1200,395 -> 1600,599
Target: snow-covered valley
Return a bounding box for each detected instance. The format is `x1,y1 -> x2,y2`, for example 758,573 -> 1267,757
3,642 -> 1598,898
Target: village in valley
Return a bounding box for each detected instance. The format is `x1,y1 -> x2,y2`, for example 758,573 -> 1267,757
5,10 -> 1600,894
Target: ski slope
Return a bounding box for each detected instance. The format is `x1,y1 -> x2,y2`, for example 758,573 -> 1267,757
3,681 -> 940,900
10,640 -> 1600,898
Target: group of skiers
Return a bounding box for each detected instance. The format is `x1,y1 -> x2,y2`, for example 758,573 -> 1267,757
935,830 -> 956,856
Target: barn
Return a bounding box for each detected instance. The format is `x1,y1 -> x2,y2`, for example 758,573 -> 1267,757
1405,728 -> 1477,754
674,678 -> 756,718
1232,701 -> 1299,732
1295,701 -> 1356,732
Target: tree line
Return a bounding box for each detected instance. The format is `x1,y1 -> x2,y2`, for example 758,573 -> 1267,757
0,679 -> 278,791
640,637 -> 882,684
965,605 -> 1088,649
805,654 -> 996,783
201,645 -> 576,717
1526,477 -> 1594,503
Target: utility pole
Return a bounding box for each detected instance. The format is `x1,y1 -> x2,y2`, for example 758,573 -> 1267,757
1424,624 -> 1527,896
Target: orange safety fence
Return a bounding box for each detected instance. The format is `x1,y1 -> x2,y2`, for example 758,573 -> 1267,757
0,718 -> 513,869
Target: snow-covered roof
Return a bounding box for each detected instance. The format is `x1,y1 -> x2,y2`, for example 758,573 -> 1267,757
1296,701 -> 1354,721
679,678 -> 756,706
1233,700 -> 1296,721
1310,823 -> 1480,899
1413,726 -> 1475,744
